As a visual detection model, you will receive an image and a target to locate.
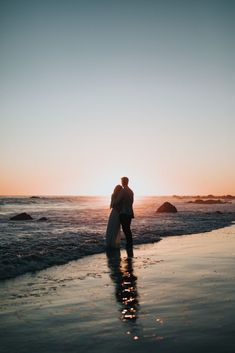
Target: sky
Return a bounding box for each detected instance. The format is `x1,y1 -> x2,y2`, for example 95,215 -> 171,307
1,0 -> 235,196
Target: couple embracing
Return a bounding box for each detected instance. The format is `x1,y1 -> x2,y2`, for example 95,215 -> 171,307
106,177 -> 134,254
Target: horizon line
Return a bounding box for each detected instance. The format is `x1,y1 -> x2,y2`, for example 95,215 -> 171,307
1,193 -> 235,198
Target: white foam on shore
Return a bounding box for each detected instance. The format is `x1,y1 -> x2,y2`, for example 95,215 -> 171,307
1,196 -> 235,280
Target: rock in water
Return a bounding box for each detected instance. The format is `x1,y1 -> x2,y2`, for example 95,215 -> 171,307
10,212 -> 33,221
156,202 -> 177,213
38,217 -> 48,222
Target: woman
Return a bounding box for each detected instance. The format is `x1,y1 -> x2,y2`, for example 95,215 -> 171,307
106,184 -> 123,248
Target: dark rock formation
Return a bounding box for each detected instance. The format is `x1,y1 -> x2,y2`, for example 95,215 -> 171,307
38,217 -> 48,222
10,212 -> 33,221
173,194 -> 235,200
222,195 -> 235,200
156,202 -> 177,213
187,199 -> 228,204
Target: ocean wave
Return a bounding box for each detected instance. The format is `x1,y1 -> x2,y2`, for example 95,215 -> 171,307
0,197 -> 235,280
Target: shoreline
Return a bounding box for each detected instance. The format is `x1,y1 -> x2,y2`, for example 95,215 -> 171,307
1,218 -> 235,282
1,195 -> 235,282
1,224 -> 235,352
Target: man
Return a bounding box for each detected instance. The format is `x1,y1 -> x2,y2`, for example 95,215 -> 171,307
114,177 -> 134,254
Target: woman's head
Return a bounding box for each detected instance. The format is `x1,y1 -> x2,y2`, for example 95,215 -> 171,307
113,184 -> 122,196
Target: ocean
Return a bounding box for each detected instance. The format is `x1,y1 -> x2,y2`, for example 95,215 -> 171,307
0,196 -> 235,280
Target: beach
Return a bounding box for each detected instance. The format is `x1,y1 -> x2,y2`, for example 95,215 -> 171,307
1,223 -> 235,353
1,1 -> 235,352
1,196 -> 235,280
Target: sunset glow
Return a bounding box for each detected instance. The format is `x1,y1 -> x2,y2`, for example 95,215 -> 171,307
1,1 -> 235,196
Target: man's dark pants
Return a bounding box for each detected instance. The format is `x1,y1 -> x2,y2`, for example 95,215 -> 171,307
119,214 -> 133,249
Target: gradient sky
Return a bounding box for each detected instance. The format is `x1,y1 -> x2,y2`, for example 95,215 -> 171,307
1,0 -> 235,195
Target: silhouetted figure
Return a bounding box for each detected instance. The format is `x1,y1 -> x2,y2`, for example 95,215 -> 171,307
114,177 -> 134,254
106,185 -> 123,248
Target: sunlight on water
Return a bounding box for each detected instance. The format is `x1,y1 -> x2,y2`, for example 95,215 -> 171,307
0,196 -> 235,280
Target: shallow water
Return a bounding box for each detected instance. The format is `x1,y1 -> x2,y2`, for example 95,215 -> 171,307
0,196 -> 235,279
0,225 -> 235,353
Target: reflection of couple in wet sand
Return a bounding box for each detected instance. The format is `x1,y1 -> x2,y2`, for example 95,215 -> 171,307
106,177 -> 134,257
106,249 -> 139,323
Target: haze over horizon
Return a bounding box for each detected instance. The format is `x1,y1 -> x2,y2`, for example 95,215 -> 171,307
1,0 -> 235,196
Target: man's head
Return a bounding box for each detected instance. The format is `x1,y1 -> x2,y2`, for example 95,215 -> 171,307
121,176 -> 129,187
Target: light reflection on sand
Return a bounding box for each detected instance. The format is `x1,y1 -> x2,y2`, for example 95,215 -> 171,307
106,249 -> 143,340
106,250 -> 139,321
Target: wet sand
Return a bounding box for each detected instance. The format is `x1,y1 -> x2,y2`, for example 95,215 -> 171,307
1,224 -> 235,353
